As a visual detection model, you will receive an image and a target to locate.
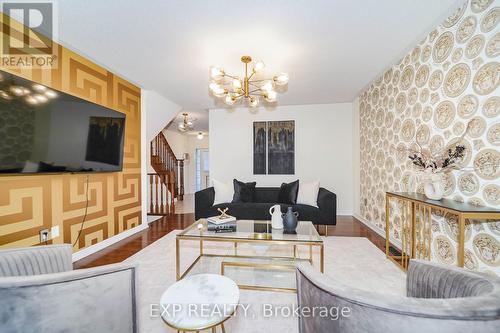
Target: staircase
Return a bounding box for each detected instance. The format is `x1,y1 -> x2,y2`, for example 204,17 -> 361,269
148,131 -> 184,215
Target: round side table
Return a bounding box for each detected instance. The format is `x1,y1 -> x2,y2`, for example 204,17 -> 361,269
160,273 -> 239,332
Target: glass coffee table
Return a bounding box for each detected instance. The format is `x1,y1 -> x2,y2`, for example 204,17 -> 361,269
176,219 -> 324,292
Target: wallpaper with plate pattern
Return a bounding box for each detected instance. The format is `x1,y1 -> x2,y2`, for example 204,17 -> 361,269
0,14 -> 142,251
358,0 -> 499,275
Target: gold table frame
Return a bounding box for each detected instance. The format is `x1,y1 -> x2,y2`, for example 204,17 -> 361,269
162,310 -> 231,333
385,192 -> 500,270
176,220 -> 324,293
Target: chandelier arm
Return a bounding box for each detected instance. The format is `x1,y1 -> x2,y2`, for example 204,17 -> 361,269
248,70 -> 256,80
248,82 -> 262,89
249,92 -> 266,97
249,78 -> 273,83
247,88 -> 262,94
223,73 -> 239,80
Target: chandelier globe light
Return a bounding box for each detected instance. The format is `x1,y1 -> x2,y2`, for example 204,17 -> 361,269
209,55 -> 289,107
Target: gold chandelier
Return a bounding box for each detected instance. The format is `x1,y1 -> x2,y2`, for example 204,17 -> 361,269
209,55 -> 289,107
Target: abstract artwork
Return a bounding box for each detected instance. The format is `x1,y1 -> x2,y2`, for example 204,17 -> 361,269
253,120 -> 295,175
253,121 -> 267,174
268,120 -> 295,174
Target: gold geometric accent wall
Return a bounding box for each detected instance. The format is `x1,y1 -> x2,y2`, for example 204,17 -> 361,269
0,15 -> 141,252
358,0 -> 499,275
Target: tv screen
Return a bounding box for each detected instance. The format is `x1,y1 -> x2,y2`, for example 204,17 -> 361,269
0,69 -> 126,174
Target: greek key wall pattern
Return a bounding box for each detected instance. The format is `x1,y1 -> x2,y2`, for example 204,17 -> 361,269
358,0 -> 499,275
0,15 -> 142,251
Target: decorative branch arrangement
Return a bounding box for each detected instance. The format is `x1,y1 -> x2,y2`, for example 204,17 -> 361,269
397,120 -> 499,200
400,121 -> 472,174
408,145 -> 466,173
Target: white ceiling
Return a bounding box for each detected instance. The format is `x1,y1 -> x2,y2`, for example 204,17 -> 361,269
167,109 -> 209,133
54,0 -> 461,109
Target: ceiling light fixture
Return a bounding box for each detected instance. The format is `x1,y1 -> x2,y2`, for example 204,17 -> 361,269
197,132 -> 204,140
209,55 -> 289,107
177,112 -> 195,132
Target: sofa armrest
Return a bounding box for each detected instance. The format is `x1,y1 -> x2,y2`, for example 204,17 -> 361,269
0,244 -> 73,277
195,187 -> 215,220
0,262 -> 138,333
317,187 -> 336,225
407,259 -> 494,299
296,261 -> 500,332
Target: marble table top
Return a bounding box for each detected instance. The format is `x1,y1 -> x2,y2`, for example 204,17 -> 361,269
160,273 -> 240,330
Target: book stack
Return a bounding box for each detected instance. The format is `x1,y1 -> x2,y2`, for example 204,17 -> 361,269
207,215 -> 237,233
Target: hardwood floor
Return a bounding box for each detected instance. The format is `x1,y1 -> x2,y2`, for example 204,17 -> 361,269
74,214 -> 385,269
74,213 -> 194,269
324,216 -> 386,252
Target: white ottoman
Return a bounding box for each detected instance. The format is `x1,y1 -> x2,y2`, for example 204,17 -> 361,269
160,274 -> 239,332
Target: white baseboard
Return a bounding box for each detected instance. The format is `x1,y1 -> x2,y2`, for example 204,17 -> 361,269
353,213 -> 402,250
72,223 -> 149,262
352,213 -> 386,238
147,215 -> 162,223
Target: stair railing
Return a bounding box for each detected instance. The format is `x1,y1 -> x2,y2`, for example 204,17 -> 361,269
149,132 -> 184,215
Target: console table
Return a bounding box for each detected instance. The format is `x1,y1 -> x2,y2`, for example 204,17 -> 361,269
385,192 -> 500,271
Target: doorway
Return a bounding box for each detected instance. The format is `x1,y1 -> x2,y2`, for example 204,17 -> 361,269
195,148 -> 209,191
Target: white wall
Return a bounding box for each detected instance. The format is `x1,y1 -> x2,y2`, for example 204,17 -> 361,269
163,128 -> 188,158
209,103 -> 354,214
143,90 -> 182,142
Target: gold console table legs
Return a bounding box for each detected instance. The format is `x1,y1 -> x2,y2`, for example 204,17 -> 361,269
385,192 -> 500,271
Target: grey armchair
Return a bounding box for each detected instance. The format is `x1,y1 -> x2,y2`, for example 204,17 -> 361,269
296,259 -> 500,333
0,244 -> 138,333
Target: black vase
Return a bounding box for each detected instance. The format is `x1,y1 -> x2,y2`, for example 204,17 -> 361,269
282,207 -> 298,233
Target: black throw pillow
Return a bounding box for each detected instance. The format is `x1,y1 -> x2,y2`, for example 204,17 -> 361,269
278,180 -> 299,204
232,179 -> 257,203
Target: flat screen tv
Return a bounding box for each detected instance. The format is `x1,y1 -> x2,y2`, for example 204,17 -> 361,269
0,69 -> 126,174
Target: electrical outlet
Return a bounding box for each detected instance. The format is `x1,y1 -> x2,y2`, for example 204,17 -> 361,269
39,229 -> 49,243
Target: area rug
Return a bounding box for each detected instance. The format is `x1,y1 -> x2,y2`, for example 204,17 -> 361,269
124,231 -> 406,332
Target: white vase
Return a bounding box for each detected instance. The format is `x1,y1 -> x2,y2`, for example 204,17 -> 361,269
423,172 -> 444,201
269,204 -> 283,229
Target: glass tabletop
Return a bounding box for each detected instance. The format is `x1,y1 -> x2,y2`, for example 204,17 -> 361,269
178,219 -> 322,243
